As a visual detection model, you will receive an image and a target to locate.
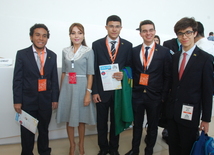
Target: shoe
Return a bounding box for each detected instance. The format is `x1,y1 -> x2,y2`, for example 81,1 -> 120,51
109,150 -> 120,155
97,150 -> 108,155
125,150 -> 139,155
162,128 -> 169,144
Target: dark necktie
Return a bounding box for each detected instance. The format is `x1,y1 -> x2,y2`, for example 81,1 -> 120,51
145,47 -> 150,61
110,41 -> 116,57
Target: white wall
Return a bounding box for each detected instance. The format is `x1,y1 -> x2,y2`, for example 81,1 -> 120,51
0,0 -> 214,144
0,0 -> 214,65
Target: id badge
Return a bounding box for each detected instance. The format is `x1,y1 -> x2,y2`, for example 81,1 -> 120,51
181,104 -> 194,121
69,72 -> 76,84
38,79 -> 47,92
139,73 -> 149,86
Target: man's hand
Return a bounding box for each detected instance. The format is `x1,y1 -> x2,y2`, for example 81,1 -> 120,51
93,94 -> 101,103
52,102 -> 58,109
14,103 -> 22,114
112,72 -> 123,81
199,121 -> 209,134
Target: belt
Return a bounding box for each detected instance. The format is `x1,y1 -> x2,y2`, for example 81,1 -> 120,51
66,73 -> 86,77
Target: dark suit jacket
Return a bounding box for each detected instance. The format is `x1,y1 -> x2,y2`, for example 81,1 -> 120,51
167,46 -> 213,127
163,38 -> 180,53
132,43 -> 172,102
92,36 -> 132,103
13,46 -> 59,111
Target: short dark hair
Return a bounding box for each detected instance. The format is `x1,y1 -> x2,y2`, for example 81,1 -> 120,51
209,32 -> 213,35
106,15 -> 121,25
29,23 -> 50,38
196,21 -> 204,37
138,20 -> 155,32
174,17 -> 197,34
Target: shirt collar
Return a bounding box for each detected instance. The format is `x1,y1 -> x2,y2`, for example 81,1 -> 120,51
182,45 -> 196,56
143,41 -> 155,49
32,45 -> 47,53
107,36 -> 119,43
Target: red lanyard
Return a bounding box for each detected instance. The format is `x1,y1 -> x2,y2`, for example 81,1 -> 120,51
141,44 -> 155,71
106,38 -> 120,64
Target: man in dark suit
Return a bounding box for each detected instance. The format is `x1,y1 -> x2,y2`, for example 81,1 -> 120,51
167,17 -> 213,155
92,15 -> 132,155
159,37 -> 181,144
163,38 -> 181,54
13,24 -> 59,155
125,20 -> 172,155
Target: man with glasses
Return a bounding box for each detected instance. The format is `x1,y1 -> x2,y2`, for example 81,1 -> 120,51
92,15 -> 132,155
125,20 -> 172,155
167,17 -> 213,155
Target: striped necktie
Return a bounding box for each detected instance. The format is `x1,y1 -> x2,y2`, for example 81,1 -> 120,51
110,41 -> 116,57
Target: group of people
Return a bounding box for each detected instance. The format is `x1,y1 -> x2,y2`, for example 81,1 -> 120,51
12,15 -> 213,155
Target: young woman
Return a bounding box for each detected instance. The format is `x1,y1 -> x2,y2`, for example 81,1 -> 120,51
57,23 -> 96,155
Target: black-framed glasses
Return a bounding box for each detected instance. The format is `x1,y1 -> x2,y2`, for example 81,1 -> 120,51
177,30 -> 194,38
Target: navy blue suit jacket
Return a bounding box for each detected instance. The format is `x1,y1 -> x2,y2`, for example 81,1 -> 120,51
13,46 -> 59,111
163,38 -> 180,54
167,46 -> 213,127
92,36 -> 132,103
132,43 -> 172,102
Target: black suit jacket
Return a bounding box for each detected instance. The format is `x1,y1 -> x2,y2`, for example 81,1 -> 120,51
13,46 -> 59,111
92,36 -> 132,103
132,43 -> 172,102
163,38 -> 180,54
167,46 -> 213,127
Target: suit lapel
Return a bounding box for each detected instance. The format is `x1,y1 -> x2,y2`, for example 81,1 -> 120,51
148,44 -> 158,70
181,47 -> 199,80
174,51 -> 181,82
26,46 -> 40,74
101,37 -> 112,63
115,38 -> 125,63
44,49 -> 51,76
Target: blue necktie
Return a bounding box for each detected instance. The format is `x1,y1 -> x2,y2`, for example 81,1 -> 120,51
145,47 -> 150,61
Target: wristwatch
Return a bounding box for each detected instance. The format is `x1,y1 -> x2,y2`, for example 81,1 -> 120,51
87,88 -> 92,93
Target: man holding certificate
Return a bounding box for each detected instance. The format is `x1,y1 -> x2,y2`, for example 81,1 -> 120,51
13,24 -> 59,155
92,15 -> 132,155
125,20 -> 172,155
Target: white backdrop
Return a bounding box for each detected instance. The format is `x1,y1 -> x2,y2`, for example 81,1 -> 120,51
0,0 -> 214,65
0,0 -> 214,144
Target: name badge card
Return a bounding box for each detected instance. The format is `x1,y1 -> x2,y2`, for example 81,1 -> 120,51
181,104 -> 194,121
38,79 -> 47,92
69,72 -> 76,84
139,73 -> 149,86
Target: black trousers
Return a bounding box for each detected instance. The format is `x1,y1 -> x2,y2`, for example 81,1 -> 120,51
168,119 -> 198,155
21,109 -> 52,155
131,96 -> 161,155
96,96 -> 119,152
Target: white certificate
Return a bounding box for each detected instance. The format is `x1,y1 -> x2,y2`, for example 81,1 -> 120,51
15,110 -> 39,134
99,63 -> 122,91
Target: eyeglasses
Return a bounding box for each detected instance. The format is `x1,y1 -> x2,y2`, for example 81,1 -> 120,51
141,29 -> 155,34
107,25 -> 121,29
177,30 -> 194,38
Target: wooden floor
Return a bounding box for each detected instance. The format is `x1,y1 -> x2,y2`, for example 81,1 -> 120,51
0,117 -> 214,155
